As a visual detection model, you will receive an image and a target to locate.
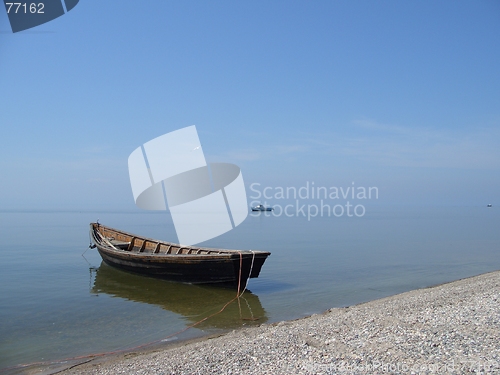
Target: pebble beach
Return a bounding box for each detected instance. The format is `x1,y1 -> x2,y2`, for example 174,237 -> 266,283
21,271 -> 500,374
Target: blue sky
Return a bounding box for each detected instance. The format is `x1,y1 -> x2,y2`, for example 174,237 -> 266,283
1,1 -> 499,210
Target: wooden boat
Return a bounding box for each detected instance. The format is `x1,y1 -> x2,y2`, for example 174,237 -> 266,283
89,223 -> 271,286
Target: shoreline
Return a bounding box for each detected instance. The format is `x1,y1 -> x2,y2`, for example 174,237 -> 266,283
15,270 -> 500,374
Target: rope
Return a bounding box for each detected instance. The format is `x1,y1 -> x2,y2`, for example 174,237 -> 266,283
86,229 -> 95,252
92,227 -> 120,250
240,250 -> 256,297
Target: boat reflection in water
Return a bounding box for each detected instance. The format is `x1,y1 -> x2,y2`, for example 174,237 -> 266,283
91,262 -> 268,330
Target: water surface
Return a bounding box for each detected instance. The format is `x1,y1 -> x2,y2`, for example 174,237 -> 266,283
1,206 -> 499,369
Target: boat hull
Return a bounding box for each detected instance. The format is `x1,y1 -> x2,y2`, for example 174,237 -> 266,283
90,223 -> 270,286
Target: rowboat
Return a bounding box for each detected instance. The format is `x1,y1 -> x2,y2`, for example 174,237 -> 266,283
89,223 -> 271,286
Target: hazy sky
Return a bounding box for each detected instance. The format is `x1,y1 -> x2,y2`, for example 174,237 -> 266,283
1,1 -> 499,210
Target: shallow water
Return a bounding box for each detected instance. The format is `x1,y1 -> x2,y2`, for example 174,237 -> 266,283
1,206 -> 499,369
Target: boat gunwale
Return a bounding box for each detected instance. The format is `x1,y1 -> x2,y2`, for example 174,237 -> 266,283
90,223 -> 270,258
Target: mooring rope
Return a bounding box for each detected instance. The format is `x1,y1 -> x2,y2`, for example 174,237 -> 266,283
240,250 -> 256,298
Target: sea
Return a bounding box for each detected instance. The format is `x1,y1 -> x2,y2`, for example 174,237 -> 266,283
1,205 -> 499,370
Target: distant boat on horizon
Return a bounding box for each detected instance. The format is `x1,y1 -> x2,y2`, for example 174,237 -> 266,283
251,204 -> 273,211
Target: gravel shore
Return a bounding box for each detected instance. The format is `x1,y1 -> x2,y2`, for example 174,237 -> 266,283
34,271 -> 500,374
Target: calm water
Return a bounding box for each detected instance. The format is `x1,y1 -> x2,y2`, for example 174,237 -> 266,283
1,206 -> 499,369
